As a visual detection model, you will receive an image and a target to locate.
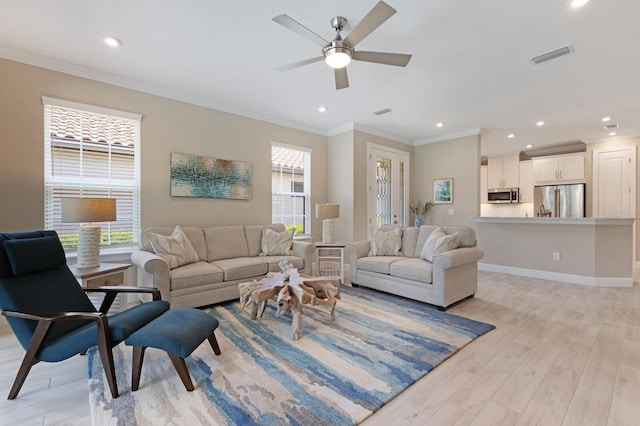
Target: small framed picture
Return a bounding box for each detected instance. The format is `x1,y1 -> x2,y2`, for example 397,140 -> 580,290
433,178 -> 453,204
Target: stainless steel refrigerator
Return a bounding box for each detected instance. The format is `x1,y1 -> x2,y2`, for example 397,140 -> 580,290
534,183 -> 585,218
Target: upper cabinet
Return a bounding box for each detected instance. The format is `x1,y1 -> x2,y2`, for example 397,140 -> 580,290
488,154 -> 519,189
533,153 -> 585,185
519,160 -> 534,203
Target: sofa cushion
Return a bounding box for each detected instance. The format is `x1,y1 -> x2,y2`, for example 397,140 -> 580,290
370,227 -> 403,256
205,226 -> 250,261
169,262 -> 224,291
211,257 -> 268,281
415,225 -> 475,257
357,256 -> 407,275
142,226 -> 207,262
148,226 -> 200,269
245,224 -> 286,257
259,228 -> 294,256
420,227 -> 459,262
390,258 -> 433,283
262,256 -> 304,273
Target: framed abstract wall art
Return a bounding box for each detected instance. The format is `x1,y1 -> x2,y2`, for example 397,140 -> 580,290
170,152 -> 252,200
433,178 -> 453,204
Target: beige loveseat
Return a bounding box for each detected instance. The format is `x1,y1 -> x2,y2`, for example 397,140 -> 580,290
131,224 -> 314,308
346,225 -> 484,310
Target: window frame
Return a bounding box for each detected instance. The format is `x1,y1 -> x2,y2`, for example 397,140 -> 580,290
43,97 -> 142,253
271,142 -> 312,236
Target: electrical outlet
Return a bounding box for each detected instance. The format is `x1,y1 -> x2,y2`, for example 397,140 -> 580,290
553,252 -> 560,261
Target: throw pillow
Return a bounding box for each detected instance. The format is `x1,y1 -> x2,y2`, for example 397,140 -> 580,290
420,227 -> 459,262
260,228 -> 295,256
148,226 -> 199,269
370,227 -> 403,256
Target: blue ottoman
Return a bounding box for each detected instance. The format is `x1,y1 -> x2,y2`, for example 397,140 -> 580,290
124,308 -> 221,391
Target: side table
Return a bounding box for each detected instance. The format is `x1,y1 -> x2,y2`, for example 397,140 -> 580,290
69,263 -> 130,313
315,242 -> 345,283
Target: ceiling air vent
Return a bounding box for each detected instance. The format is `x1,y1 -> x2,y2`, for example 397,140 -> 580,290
373,108 -> 392,116
530,45 -> 572,65
604,123 -> 619,130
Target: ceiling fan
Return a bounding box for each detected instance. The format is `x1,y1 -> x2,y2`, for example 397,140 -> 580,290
272,1 -> 412,90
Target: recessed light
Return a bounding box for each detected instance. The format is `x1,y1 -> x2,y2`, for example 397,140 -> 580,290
602,116 -> 612,122
508,134 -> 515,139
526,144 -> 533,149
318,106 -> 327,113
104,36 -> 122,47
571,0 -> 589,8
609,132 -> 617,136
436,122 -> 444,128
536,121 -> 545,127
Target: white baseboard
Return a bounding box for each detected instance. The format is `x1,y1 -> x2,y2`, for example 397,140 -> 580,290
479,263 -> 633,288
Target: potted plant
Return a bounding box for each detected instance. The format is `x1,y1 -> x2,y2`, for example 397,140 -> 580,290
409,200 -> 433,227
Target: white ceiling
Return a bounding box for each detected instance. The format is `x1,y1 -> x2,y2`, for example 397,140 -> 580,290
1,0 -> 639,156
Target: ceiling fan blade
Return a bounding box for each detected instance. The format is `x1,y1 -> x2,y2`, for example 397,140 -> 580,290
273,14 -> 329,47
335,67 -> 349,90
352,51 -> 412,67
344,1 -> 396,48
275,56 -> 324,72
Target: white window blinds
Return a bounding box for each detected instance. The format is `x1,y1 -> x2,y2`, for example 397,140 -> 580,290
43,98 -> 141,250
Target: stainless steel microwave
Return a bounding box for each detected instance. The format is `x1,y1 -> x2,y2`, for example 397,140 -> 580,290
487,188 -> 519,204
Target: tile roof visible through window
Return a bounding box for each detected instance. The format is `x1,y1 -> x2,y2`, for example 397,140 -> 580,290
272,145 -> 304,169
49,107 -> 137,146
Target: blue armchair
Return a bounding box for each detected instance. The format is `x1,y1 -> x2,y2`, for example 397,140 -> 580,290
0,230 -> 170,399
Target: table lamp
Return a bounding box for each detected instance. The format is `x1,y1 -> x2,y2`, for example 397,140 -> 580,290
61,197 -> 117,269
316,204 -> 340,243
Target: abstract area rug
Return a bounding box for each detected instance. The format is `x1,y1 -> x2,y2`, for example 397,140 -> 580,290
88,287 -> 494,425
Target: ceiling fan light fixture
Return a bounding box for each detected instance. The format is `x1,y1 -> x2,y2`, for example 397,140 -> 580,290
324,47 -> 352,69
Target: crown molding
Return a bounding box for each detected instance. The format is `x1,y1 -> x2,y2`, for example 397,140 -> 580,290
0,46 -> 327,138
414,127 -> 484,145
328,122 -> 412,145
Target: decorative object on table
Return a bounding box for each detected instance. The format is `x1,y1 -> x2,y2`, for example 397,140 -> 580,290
170,152 -> 252,200
88,286 -> 495,425
315,203 -> 340,243
61,197 -> 117,269
409,199 -> 433,227
433,178 -> 454,204
278,260 -> 294,280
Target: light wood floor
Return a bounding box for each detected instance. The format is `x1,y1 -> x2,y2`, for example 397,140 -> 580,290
1,271 -> 639,425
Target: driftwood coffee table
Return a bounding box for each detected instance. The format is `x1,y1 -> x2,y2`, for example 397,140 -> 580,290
238,272 -> 340,341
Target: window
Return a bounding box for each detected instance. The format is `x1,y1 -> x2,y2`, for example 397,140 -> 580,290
271,144 -> 311,235
43,97 -> 141,250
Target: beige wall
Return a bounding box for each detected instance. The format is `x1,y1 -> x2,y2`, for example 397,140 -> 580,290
0,58 -> 329,240
328,131 -> 354,243
413,135 -> 481,228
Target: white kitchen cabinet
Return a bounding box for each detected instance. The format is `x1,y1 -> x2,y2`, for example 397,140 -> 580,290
480,165 -> 488,204
519,160 -> 534,203
488,154 -> 519,189
533,153 -> 585,185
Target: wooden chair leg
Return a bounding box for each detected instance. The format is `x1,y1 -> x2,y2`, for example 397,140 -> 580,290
8,320 -> 51,399
167,354 -> 194,391
208,332 -> 221,355
95,316 -> 118,398
131,346 -> 146,391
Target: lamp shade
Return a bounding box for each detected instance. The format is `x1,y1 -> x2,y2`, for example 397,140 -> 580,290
316,204 -> 339,220
61,198 -> 117,223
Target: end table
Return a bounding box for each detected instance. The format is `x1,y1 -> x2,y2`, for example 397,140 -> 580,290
315,242 -> 345,283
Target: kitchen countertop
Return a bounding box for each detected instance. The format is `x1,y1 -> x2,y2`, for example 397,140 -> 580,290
474,217 -> 635,226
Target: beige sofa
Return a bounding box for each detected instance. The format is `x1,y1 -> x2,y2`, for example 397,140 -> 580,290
131,224 -> 314,308
346,225 -> 484,310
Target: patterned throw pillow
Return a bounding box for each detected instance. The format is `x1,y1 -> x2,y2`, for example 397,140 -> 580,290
420,227 -> 459,262
370,227 -> 403,256
148,226 -> 199,269
260,228 -> 295,256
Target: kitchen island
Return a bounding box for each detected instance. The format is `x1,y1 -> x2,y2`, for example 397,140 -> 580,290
475,217 -> 634,287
